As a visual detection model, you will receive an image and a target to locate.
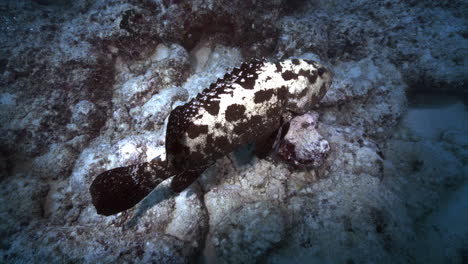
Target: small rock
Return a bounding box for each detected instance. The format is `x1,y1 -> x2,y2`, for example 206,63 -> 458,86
276,112 -> 330,168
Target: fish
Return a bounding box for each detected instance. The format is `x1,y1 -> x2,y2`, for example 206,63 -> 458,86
90,58 -> 333,216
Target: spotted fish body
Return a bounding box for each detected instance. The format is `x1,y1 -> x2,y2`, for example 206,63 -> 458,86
90,58 -> 333,216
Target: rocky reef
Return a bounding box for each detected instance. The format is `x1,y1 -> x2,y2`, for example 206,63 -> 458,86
0,0 -> 466,263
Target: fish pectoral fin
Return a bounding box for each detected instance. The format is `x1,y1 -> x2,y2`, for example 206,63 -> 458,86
90,162 -> 171,216
254,120 -> 290,159
254,128 -> 279,159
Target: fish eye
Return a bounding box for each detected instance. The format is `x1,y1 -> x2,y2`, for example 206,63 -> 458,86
317,68 -> 326,77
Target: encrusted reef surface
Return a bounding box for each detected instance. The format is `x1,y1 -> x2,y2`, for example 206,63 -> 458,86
0,0 -> 467,263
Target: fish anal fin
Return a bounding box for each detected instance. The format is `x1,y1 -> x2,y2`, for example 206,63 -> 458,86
170,168 -> 205,193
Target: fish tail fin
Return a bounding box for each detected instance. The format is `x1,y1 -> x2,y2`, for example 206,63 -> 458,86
90,158 -> 173,216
